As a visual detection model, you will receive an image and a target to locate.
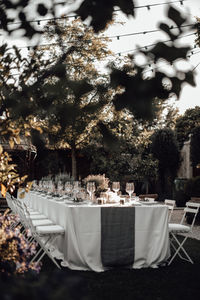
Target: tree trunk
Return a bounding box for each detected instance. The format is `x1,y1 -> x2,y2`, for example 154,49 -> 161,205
145,180 -> 149,194
71,146 -> 77,180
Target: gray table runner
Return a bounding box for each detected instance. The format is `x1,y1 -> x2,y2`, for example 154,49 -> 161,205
101,207 -> 135,267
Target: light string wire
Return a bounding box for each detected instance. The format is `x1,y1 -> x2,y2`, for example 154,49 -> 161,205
2,0 -> 187,27
141,49 -> 200,74
10,24 -> 197,51
115,32 -> 197,56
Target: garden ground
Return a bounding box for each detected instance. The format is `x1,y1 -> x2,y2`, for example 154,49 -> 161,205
1,208 -> 200,300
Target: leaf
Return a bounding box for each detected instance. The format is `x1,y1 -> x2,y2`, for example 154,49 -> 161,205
1,183 -> 7,197
98,122 -> 120,152
185,71 -> 196,87
168,6 -> 185,28
150,42 -> 189,63
19,191 -> 25,199
159,23 -> 178,41
75,0 -> 134,32
14,135 -> 21,145
37,4 -> 48,16
0,145 -> 3,154
9,139 -> 14,149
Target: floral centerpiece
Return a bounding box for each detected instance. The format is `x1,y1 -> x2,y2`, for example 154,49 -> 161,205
83,174 -> 109,197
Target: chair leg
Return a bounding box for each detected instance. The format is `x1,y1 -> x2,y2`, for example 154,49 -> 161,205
170,238 -> 184,260
30,235 -> 61,269
30,236 -> 51,264
168,234 -> 193,265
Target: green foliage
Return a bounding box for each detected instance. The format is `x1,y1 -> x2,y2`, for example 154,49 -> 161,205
151,128 -> 180,175
190,126 -> 200,167
76,0 -> 135,32
173,178 -> 188,207
195,18 -> 200,48
150,128 -> 180,199
175,106 -> 200,148
184,176 -> 200,199
0,211 -> 39,275
0,148 -> 28,195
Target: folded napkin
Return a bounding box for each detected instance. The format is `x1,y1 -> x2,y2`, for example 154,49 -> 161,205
101,207 -> 135,267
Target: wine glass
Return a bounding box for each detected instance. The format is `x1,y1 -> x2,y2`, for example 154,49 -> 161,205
73,181 -> 81,200
112,182 -> 120,194
87,182 -> 96,203
64,181 -> 73,197
126,182 -> 135,200
57,181 -> 64,196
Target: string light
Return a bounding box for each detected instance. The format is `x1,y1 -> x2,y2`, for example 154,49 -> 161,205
4,0 -> 188,28
142,49 -> 200,75
116,32 -> 196,56
11,24 -> 195,52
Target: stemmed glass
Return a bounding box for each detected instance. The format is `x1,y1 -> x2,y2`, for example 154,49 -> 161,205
64,181 -> 73,197
73,181 -> 81,200
112,182 -> 120,194
126,182 -> 135,201
57,181 -> 64,196
87,182 -> 96,203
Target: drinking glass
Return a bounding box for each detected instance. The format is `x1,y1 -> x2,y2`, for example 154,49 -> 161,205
112,182 -> 120,194
100,192 -> 108,204
125,182 -> 135,200
64,181 -> 73,196
57,181 -> 64,196
87,182 -> 96,202
73,181 -> 81,199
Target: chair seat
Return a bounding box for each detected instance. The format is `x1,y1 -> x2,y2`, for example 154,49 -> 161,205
36,225 -> 65,235
29,214 -> 47,220
29,211 -> 41,215
32,219 -> 54,227
169,223 -> 190,233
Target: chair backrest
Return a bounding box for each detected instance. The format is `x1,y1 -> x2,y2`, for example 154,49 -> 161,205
180,202 -> 200,230
139,194 -> 158,200
164,199 -> 176,221
165,199 -> 175,210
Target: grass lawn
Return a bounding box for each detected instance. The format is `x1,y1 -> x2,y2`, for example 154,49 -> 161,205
1,237 -> 200,300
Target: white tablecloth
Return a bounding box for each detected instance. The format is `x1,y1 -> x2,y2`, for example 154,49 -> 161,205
24,192 -> 170,272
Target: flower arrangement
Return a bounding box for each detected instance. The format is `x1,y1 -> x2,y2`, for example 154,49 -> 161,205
83,174 -> 109,197
0,210 -> 40,275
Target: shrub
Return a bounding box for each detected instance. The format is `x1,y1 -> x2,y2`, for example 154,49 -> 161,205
0,210 -> 40,275
183,177 -> 200,223
184,176 -> 200,199
173,178 -> 188,207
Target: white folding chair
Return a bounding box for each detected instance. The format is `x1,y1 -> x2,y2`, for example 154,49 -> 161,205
168,202 -> 200,265
164,199 -> 176,222
22,205 -> 65,269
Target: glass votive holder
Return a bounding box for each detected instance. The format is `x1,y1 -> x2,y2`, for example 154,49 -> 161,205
98,198 -> 103,205
100,192 -> 107,204
120,199 -> 125,205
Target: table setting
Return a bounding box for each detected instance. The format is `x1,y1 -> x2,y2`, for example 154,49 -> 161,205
21,178 -> 170,272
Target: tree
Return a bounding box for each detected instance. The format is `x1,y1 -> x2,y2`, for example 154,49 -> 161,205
175,106 -> 200,148
32,18 -> 120,179
150,128 -> 180,199
0,2 -> 197,180
190,126 -> 200,168
0,3 -> 196,123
